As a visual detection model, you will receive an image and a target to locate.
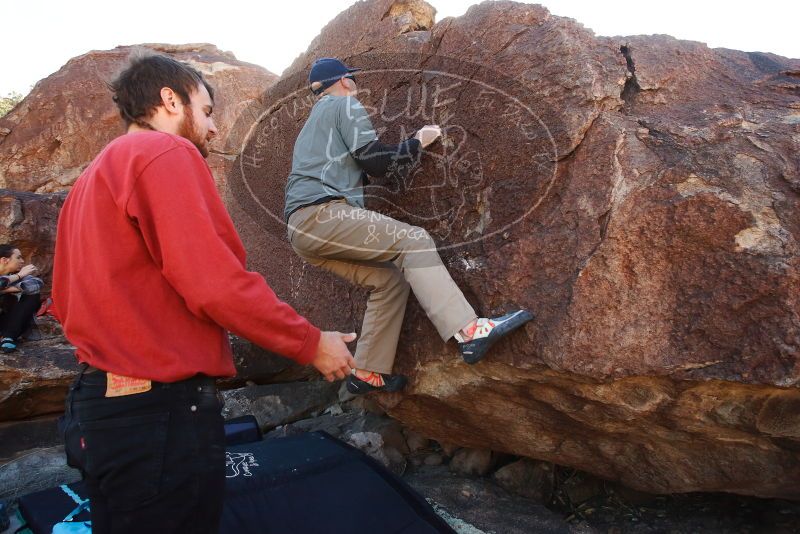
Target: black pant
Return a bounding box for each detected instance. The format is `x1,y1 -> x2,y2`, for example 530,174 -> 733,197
61,368 -> 226,534
0,293 -> 40,340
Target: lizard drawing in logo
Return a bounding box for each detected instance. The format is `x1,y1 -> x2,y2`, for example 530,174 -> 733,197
225,452 -> 259,478
368,124 -> 486,242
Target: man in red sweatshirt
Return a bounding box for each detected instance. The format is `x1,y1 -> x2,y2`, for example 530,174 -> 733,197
52,52 -> 355,533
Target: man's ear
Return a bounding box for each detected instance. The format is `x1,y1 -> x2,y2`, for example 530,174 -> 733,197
160,87 -> 181,115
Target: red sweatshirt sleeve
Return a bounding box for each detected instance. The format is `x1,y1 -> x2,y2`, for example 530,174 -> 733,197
125,143 -> 321,365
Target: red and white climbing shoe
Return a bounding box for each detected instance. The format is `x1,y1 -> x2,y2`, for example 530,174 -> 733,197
455,310 -> 534,364
346,370 -> 408,394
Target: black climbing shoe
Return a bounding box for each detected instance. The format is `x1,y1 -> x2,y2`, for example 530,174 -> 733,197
346,372 -> 408,394
457,309 -> 534,364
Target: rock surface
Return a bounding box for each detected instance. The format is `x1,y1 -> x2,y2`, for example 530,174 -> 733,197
0,43 -> 276,193
0,416 -> 61,463
0,190 -> 65,290
0,335 -> 317,423
0,0 -> 798,502
449,448 -> 497,477
221,380 -> 339,430
406,465 -> 579,534
227,0 -> 800,498
0,446 -> 80,501
3,399 -> 798,533
0,339 -> 77,422
493,458 -> 555,502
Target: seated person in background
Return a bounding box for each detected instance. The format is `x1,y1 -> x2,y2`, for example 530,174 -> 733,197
0,244 -> 43,353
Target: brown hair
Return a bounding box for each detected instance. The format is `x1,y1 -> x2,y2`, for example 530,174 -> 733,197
0,244 -> 16,259
109,51 -> 215,128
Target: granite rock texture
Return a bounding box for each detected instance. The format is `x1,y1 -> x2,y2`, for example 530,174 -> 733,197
0,43 -> 276,193
228,0 -> 800,498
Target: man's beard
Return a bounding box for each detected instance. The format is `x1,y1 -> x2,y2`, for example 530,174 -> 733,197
178,107 -> 209,158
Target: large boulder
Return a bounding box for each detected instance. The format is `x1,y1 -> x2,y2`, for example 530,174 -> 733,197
0,189 -> 66,290
0,43 -> 277,193
226,0 -> 800,498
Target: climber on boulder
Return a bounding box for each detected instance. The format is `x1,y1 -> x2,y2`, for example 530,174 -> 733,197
284,57 -> 534,394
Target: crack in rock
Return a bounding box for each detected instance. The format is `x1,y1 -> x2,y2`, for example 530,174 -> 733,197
619,44 -> 641,104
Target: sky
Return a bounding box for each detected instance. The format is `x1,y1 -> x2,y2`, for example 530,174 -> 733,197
1,0 -> 798,96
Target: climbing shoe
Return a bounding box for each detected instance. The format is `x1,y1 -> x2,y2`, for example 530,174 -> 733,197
456,309 -> 534,364
346,371 -> 407,394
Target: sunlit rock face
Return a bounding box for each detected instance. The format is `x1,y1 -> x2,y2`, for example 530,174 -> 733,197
228,0 -> 800,499
0,0 -> 796,500
0,43 -> 276,193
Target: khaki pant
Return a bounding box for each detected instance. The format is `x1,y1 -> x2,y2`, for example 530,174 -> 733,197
288,200 -> 476,374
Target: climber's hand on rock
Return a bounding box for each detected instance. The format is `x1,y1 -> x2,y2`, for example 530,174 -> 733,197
415,125 -> 442,148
